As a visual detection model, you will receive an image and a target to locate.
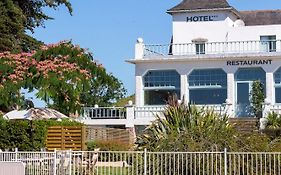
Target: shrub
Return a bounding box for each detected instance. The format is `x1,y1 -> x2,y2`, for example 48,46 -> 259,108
138,101 -> 238,152
87,140 -> 131,151
0,118 -> 82,151
250,80 -> 265,118
137,99 -> 281,153
266,112 -> 281,129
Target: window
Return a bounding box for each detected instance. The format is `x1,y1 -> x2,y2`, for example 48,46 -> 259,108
188,69 -> 227,104
235,68 -> 266,83
274,67 -> 281,103
260,35 -> 276,52
143,70 -> 180,105
195,43 -> 205,54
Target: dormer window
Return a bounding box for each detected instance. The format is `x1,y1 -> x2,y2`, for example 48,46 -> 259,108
192,38 -> 207,55
260,35 -> 276,52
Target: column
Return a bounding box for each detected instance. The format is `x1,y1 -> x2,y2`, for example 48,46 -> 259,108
265,72 -> 274,105
226,72 -> 235,117
262,72 -> 274,120
180,74 -> 188,104
135,75 -> 144,106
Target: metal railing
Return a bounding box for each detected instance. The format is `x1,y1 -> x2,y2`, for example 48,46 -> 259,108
1,150 -> 281,175
227,152 -> 281,175
82,107 -> 126,119
144,40 -> 281,58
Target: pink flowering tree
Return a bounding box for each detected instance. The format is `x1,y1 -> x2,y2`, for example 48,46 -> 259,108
0,41 -> 126,115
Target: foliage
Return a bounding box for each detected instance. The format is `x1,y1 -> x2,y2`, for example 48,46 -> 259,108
0,118 -> 82,151
13,0 -> 72,32
138,100 -> 237,152
250,80 -> 265,118
266,112 -> 281,129
87,140 -> 131,151
0,0 -> 25,52
80,72 -> 126,107
0,41 -> 126,114
0,0 -> 71,52
114,94 -> 135,107
137,98 -> 281,153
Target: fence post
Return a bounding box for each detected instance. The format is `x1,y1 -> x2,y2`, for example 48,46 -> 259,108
224,148 -> 227,175
69,150 -> 72,175
125,101 -> 135,128
53,149 -> 57,175
15,148 -> 18,161
144,148 -> 147,175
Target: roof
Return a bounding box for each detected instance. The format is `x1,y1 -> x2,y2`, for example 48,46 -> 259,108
167,0 -> 232,13
240,10 -> 281,26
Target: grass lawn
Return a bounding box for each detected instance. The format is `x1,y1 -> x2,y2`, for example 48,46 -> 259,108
95,167 -> 131,175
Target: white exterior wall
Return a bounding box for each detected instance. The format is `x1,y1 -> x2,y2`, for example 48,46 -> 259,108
135,58 -> 281,107
173,11 -> 236,44
173,12 -> 281,44
132,8 -> 281,118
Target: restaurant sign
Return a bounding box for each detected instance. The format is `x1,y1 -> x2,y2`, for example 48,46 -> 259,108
226,60 -> 272,66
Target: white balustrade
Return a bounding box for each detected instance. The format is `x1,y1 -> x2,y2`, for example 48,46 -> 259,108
82,107 -> 126,119
196,105 -> 226,115
269,104 -> 281,115
134,106 -> 165,119
143,40 -> 281,58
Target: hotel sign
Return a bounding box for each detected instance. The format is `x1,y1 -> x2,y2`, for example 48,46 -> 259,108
226,60 -> 272,66
186,15 -> 218,22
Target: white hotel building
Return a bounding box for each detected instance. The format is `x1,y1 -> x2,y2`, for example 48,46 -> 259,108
82,0 -> 281,129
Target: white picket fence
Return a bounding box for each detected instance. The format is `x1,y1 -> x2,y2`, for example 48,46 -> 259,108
1,149 -> 281,175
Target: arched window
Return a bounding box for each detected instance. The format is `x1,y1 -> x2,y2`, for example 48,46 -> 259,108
274,67 -> 281,103
235,68 -> 266,83
143,70 -> 180,105
188,69 -> 227,104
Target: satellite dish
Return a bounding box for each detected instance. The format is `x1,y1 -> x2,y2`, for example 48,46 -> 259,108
234,19 -> 245,27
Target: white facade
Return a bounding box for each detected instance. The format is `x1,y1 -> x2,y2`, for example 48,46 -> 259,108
80,1 -> 281,127
128,3 -> 281,119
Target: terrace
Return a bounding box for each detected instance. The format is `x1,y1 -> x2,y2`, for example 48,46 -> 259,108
130,39 -> 281,61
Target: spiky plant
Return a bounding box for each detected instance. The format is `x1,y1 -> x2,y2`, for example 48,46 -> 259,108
266,112 -> 281,129
138,98 -> 237,152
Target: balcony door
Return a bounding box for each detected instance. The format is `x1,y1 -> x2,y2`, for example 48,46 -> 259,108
260,35 -> 276,52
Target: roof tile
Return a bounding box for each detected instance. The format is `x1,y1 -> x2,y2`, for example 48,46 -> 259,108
168,0 -> 231,12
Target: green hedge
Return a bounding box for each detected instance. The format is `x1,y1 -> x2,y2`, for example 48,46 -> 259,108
0,118 -> 82,151
86,140 -> 131,151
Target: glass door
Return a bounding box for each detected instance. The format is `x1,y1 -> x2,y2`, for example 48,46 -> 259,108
236,82 -> 253,117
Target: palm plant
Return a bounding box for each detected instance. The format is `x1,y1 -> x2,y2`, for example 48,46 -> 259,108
266,112 -> 281,129
138,97 -> 237,152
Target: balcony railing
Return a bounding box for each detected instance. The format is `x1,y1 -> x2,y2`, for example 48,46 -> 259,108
82,107 -> 126,119
81,105 -> 225,120
143,40 -> 281,58
134,106 -> 165,119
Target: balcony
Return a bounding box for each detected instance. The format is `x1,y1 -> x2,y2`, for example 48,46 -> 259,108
134,39 -> 281,60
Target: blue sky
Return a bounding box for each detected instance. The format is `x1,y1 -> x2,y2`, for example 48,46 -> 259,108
30,0 -> 281,105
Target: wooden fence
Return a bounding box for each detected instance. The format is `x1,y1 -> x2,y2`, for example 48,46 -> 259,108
86,127 -> 135,145
46,126 -> 86,151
